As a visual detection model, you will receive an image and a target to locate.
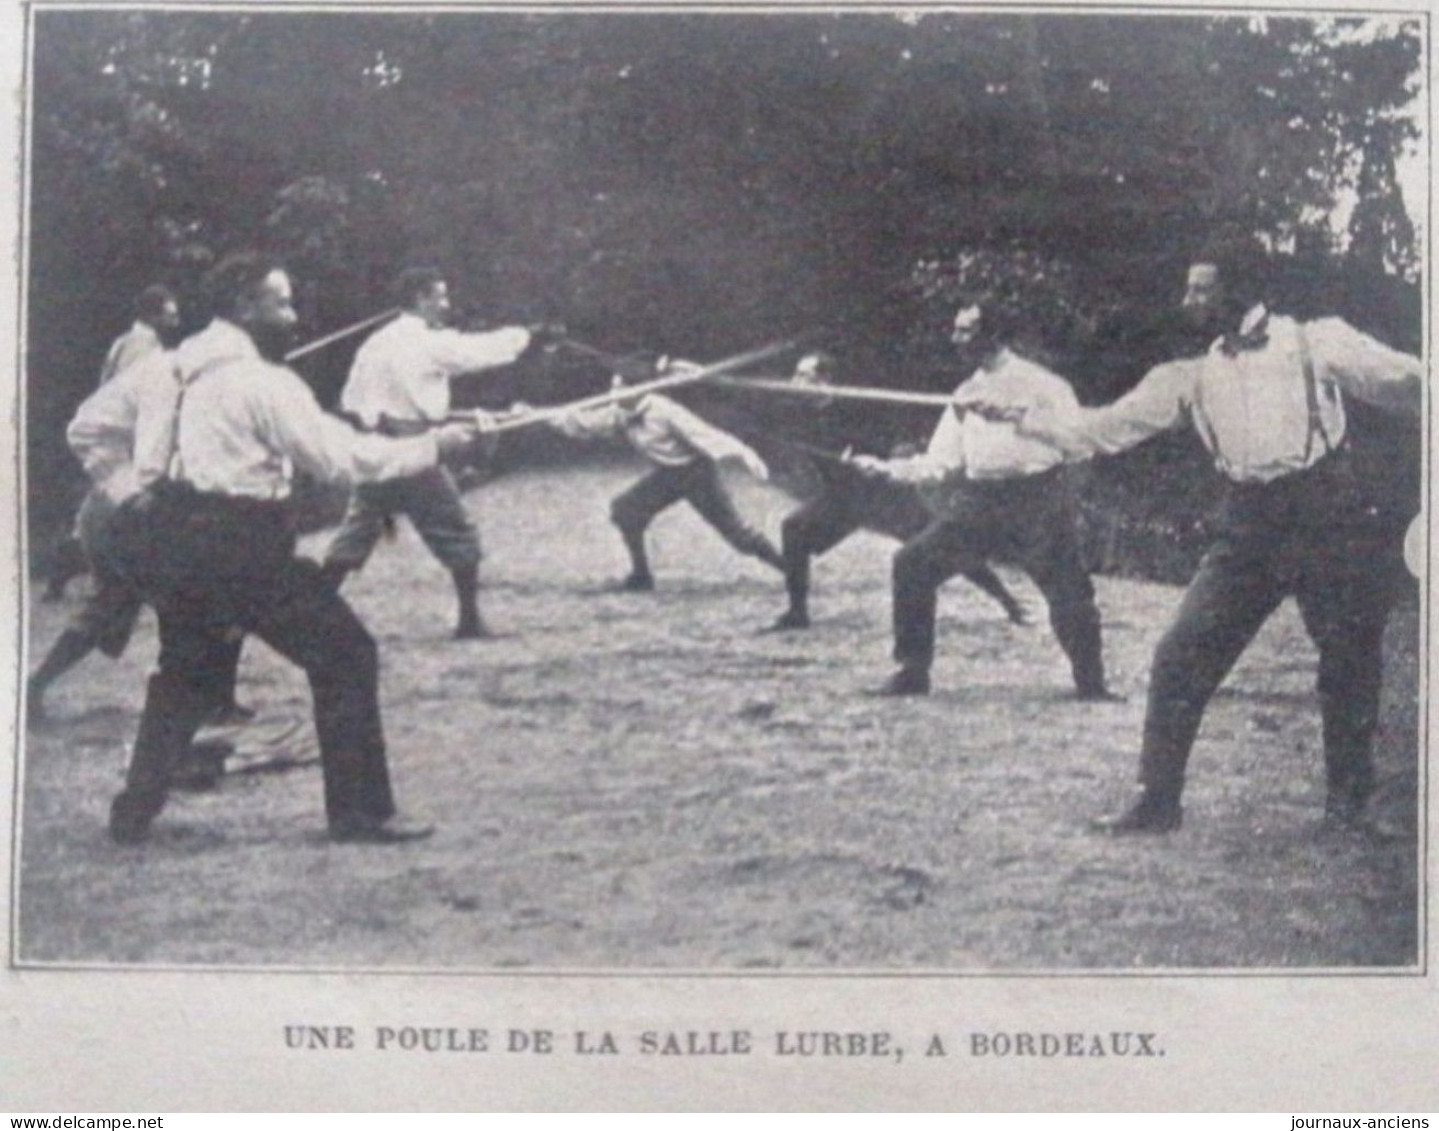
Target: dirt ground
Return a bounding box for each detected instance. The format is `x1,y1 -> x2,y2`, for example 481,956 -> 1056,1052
16,462 -> 1421,969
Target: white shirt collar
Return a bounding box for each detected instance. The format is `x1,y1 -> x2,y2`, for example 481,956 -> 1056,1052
175,318 -> 260,381
1211,304 -> 1272,356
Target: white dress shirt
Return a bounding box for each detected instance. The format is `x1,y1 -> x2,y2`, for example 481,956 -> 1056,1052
158,320 -> 438,501
340,312 -> 531,428
886,347 -> 1078,484
67,345 -> 181,505
1042,309 -> 1422,483
555,394 -> 761,469
97,321 -> 163,387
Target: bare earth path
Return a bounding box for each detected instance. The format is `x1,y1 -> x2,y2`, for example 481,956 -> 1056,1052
17,463 -> 1420,969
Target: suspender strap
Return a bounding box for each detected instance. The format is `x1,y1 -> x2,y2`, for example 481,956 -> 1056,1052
1294,324 -> 1336,464
168,356 -> 238,483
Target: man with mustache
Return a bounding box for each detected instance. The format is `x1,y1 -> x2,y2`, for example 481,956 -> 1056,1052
105,252 -> 482,845
981,238 -> 1422,833
850,301 -> 1115,701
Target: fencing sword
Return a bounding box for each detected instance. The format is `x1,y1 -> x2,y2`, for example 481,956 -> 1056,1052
712,375 -> 952,408
542,335 -> 652,372
446,339 -> 798,435
284,307 -> 401,363
711,375 -> 1023,421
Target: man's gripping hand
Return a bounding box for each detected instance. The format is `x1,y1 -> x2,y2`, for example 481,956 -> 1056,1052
952,387 -> 1026,424
434,418 -> 485,458
526,322 -> 568,351
845,453 -> 891,478
738,449 -> 770,482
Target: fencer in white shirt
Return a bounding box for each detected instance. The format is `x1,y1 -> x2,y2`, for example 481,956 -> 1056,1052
987,242 -> 1422,834
850,302 -> 1114,701
324,267 -> 534,639
548,368 -> 783,589
106,252 -> 480,846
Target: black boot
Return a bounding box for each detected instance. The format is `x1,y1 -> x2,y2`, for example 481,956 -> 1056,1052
451,565 -> 494,639
868,665 -> 931,697
27,628 -> 98,722
1090,789 -> 1183,835
615,521 -> 654,591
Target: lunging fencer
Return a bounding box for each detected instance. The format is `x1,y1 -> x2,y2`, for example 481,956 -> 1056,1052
104,252 -> 483,845
990,237 -> 1423,834
543,363 -> 784,590
322,266 -> 537,639
43,284 -> 184,603
850,303 -> 1116,701
29,286 -> 250,728
765,351 -> 1030,633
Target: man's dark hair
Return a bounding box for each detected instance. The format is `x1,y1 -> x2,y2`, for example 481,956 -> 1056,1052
1191,231 -> 1271,310
392,266 -> 446,310
967,299 -> 1021,345
134,284 -> 177,322
799,350 -> 837,377
203,252 -> 286,320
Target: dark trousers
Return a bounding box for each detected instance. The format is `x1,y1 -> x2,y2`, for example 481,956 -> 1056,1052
891,469 -> 1105,695
325,465 -> 480,574
611,458 -> 779,573
31,496 -> 242,710
782,461 -> 1022,621
69,564 -> 145,658
1139,451 -> 1398,807
109,488 -> 394,832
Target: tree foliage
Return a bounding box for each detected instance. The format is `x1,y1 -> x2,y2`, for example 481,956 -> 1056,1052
26,10 -> 1423,569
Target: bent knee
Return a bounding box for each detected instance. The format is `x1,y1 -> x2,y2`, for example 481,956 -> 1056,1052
610,500 -> 645,533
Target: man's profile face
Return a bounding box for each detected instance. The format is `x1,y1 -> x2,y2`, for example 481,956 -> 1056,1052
239,269 -> 298,357
151,298 -> 182,346
793,354 -> 832,387
950,304 -> 984,349
154,299 -> 181,333
415,281 -> 453,328
1182,263 -> 1225,328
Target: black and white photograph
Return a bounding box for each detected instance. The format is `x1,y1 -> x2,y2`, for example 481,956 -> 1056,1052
1,0 -> 1435,1111
11,2 -> 1428,972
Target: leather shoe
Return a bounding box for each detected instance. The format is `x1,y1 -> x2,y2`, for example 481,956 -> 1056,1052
619,572 -> 655,592
868,667 -> 931,697
1090,794 -> 1182,835
454,617 -> 497,640
171,739 -> 230,792
108,795 -> 155,845
329,813 -> 435,844
1074,686 -> 1126,703
762,610 -> 810,633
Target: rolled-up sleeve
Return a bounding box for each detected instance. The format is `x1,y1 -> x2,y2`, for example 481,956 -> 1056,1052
1307,318 -> 1422,417
68,352 -> 177,489
427,326 -> 532,375
648,397 -> 754,463
884,408 -> 964,484
257,366 -> 438,485
552,403 -> 624,441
